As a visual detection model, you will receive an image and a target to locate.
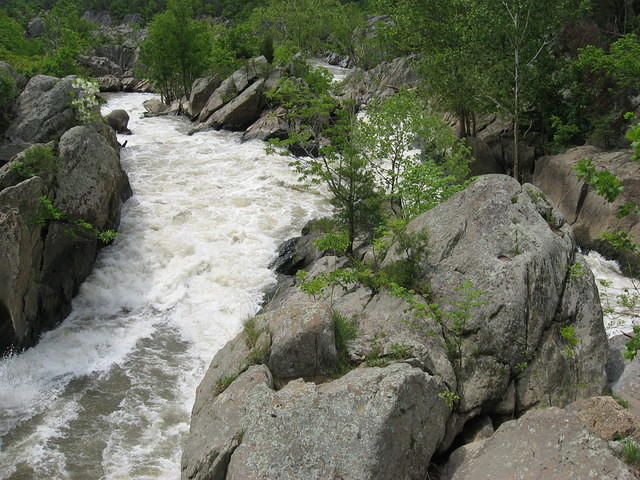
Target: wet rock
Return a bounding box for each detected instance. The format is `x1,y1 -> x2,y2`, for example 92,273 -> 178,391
441,407 -> 635,480
143,98 -> 168,116
533,146 -> 640,273
105,109 -> 131,134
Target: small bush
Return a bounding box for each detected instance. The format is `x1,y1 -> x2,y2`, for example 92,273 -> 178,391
622,437 -> 640,469
214,375 -> 236,396
10,145 -> 58,180
333,310 -> 357,375
243,316 -> 261,349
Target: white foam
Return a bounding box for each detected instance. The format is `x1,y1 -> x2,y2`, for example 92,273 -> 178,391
585,251 -> 640,337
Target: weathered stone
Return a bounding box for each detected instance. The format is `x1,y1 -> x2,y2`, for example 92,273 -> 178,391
81,55 -> 123,77
197,76 -> 238,123
207,79 -> 265,131
0,177 -> 46,353
566,396 -> 640,441
5,75 -> 78,144
104,109 -> 131,134
441,408 -> 635,480
613,354 -> 640,417
143,98 -> 168,116
96,75 -> 123,92
608,334 -> 631,385
267,298 -> 336,379
533,146 -> 640,273
183,363 -> 450,480
242,108 -> 290,142
82,10 -> 113,26
340,56 -> 418,108
188,76 -> 221,119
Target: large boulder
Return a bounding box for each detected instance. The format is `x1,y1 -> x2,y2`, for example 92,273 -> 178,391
183,175 -> 609,478
533,146 -> 640,273
242,107 -> 290,142
188,76 -> 222,120
81,55 -> 124,77
206,79 -> 265,131
183,363 -> 450,480
4,75 -> 79,145
340,56 -> 419,108
0,124 -> 130,353
105,109 -> 131,134
441,407 -> 635,479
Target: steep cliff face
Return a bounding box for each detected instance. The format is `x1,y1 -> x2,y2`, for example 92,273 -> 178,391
0,73 -> 131,354
182,175 -> 609,480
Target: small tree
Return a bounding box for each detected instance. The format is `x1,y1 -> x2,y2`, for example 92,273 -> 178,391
139,0 -> 211,103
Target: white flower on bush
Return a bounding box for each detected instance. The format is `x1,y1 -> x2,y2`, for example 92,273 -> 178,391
71,77 -> 100,123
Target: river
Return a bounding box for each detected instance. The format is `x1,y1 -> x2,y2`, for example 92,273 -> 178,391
0,93 -> 330,479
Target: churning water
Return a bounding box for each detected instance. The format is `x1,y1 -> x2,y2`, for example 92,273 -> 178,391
0,93 -> 330,479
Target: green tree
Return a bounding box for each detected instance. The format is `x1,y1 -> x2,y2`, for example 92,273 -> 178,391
139,0 -> 210,102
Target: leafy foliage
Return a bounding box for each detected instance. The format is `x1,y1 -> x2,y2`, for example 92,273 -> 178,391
139,0 -> 211,102
10,145 -> 58,179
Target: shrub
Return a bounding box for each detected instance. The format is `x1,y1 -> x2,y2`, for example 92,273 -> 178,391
10,145 -> 58,179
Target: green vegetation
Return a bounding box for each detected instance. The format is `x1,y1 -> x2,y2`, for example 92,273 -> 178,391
624,326 -> 640,360
139,0 -> 210,102
213,375 -> 236,395
332,309 -> 357,375
622,437 -> 640,469
10,145 -> 58,179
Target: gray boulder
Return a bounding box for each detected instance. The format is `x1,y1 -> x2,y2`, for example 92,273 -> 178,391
340,56 -> 419,108
206,79 -> 265,131
81,55 -> 124,77
188,76 -> 221,119
533,146 -> 640,273
5,75 -> 79,145
123,13 -> 144,25
242,107 -> 290,142
143,98 -> 169,116
96,75 -> 123,92
183,175 -> 609,477
93,45 -> 138,73
441,407 -> 635,480
197,76 -> 238,123
26,18 -> 45,38
183,363 -> 450,480
105,109 -> 131,134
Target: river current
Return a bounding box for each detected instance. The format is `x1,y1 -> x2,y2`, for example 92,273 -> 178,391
0,93 -> 330,479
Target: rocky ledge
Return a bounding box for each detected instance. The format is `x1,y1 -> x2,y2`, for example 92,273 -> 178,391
181,175 -> 630,479
0,72 -> 131,354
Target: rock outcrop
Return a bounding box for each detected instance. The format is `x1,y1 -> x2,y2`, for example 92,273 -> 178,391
4,75 -> 79,145
533,146 -> 640,273
441,407 -> 635,479
0,120 -> 130,354
182,175 -> 609,479
339,56 -> 419,108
